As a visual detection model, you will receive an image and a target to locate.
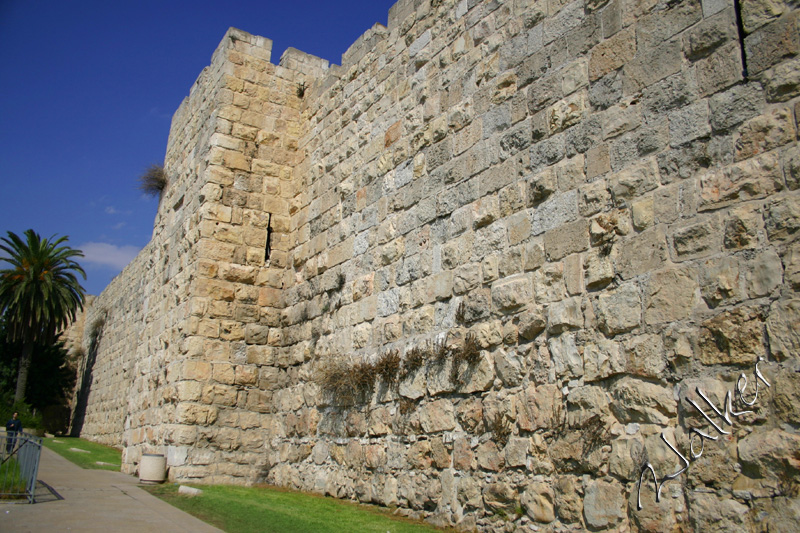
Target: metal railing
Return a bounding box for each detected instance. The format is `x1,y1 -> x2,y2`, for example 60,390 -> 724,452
1,430 -> 42,503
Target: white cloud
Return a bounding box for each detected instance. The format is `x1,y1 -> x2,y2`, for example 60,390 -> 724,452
112,222 -> 127,230
79,242 -> 141,270
105,206 -> 119,214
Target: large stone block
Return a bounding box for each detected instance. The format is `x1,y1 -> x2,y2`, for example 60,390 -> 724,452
593,282 -> 641,336
766,298 -> 800,361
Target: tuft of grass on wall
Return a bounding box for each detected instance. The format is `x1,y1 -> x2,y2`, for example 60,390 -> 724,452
139,164 -> 168,198
374,349 -> 401,386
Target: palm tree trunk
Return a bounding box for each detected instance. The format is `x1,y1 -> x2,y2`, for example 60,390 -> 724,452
14,341 -> 33,403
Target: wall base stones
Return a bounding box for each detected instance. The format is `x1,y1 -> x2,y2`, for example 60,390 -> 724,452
69,1 -> 800,531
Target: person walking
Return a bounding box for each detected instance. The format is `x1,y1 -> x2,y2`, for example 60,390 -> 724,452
5,411 -> 23,455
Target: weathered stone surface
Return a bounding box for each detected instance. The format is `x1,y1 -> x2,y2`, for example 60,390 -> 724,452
616,227 -> 669,280
610,378 -> 677,424
699,153 -> 783,210
766,298 -> 800,361
491,274 -> 533,312
418,400 -> 457,434
698,306 -> 766,365
735,106 -> 797,161
593,282 -> 641,336
644,268 -> 699,325
522,481 -> 555,523
765,194 -> 800,243
583,479 -> 625,529
516,384 -> 563,431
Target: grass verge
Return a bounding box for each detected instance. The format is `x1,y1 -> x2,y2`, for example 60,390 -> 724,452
143,483 -> 450,533
42,437 -> 122,471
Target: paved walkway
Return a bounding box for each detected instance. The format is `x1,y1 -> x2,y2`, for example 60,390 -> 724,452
1,446 -> 223,532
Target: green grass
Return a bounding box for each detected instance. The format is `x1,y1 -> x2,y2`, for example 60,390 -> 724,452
0,457 -> 26,497
42,437 -> 122,471
143,483 -> 450,533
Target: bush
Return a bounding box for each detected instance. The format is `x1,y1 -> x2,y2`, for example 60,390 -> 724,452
138,164 -> 168,197
0,393 -> 43,431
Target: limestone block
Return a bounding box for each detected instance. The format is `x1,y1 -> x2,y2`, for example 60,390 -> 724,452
696,41 -> 744,96
430,438 -> 450,470
765,194 -> 800,243
418,399 -> 457,433
766,298 -> 800,361
515,383 -> 563,432
735,106 -> 797,161
764,57 -> 800,102
583,479 -> 625,530
610,377 -> 676,424
698,306 -> 766,364
723,204 -> 762,250
567,385 -> 610,428
531,190 -> 579,236
744,249 -> 783,298
549,333 -> 584,379
671,216 -> 722,260
522,481 -> 555,523
533,263 -> 566,303
458,353 -> 495,394
407,441 -> 433,469
547,296 -> 584,333
644,268 -> 699,325
744,12 -> 800,75
399,366 -> 426,400
452,437 -> 475,471
699,256 -> 742,309
669,100 -> 711,147
589,27 -> 635,81
584,338 -> 624,382
504,436 -> 529,468
544,219 -> 589,261
608,157 -> 660,204
594,282 -> 641,336
624,36 -> 683,92
684,8 -> 738,60
554,476 -> 582,524
491,274 -> 534,312
688,493 -> 750,532
482,481 -> 516,513
783,243 -> 800,289
585,249 -> 615,288
518,306 -> 546,340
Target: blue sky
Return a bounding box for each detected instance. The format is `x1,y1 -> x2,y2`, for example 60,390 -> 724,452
0,0 -> 397,295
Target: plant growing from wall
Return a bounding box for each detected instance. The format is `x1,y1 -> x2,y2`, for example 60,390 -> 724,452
450,332 -> 481,385
487,412 -> 511,448
138,164 -> 168,198
374,349 -> 401,387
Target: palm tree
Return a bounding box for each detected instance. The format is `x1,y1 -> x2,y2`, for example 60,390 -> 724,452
0,230 -> 86,403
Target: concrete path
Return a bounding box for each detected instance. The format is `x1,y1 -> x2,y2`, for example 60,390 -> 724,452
1,446 -> 223,532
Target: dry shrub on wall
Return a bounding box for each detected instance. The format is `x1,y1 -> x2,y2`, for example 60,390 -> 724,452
374,349 -> 401,386
138,164 -> 168,197
318,356 -> 379,406
450,332 -> 481,385
402,345 -> 427,377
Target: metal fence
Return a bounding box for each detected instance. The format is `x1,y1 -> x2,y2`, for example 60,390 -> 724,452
1,430 -> 42,503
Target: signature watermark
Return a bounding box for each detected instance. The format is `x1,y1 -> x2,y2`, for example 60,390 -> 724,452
637,357 -> 771,510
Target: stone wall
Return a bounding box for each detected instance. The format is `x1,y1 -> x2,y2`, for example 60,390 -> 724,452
70,0 -> 800,530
